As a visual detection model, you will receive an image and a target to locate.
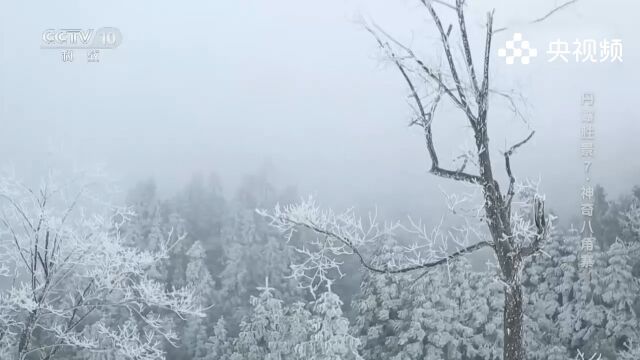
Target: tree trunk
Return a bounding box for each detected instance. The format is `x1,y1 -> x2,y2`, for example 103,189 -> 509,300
18,309 -> 37,358
479,178 -> 526,360
503,282 -> 524,360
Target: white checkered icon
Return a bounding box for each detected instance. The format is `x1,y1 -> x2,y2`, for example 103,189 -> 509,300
497,33 -> 538,65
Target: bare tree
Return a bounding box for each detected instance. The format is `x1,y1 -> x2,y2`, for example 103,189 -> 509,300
260,1 -> 578,359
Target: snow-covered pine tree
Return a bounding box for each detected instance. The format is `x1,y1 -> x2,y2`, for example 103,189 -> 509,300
392,262 -> 448,360
301,281 -> 363,360
172,173 -> 227,247
351,236 -> 410,360
552,231 -> 587,353
181,241 -> 215,359
164,173 -> 226,297
206,317 -> 232,360
600,240 -> 639,353
523,231 -> 573,359
124,180 -> 169,281
568,241 -> 608,356
218,208 -> 301,327
395,258 -> 503,360
455,261 -> 503,360
123,179 -> 159,249
186,240 -> 215,303
231,278 -> 288,360
164,211 -> 190,290
287,301 -> 314,356
622,200 -> 640,244
181,318 -> 209,360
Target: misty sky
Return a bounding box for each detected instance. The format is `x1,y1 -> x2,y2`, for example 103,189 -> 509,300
0,0 -> 638,222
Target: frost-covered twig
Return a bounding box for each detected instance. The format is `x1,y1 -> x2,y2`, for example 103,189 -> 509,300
0,173 -> 204,360
258,197 -> 491,295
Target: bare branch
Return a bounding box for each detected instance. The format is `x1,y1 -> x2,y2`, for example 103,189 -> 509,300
431,166 -> 483,185
504,131 -> 535,209
366,25 -> 483,185
479,10 -> 494,123
422,0 -> 477,124
494,0 -> 580,33
530,0 -> 579,25
455,0 -> 480,96
369,24 -> 466,112
505,131 -> 535,157
490,89 -> 530,125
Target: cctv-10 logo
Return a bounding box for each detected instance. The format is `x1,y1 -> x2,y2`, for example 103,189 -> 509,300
41,27 -> 123,49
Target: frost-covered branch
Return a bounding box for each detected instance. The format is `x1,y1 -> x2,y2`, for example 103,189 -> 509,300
0,174 -> 205,360
365,25 -> 483,185
258,198 -> 491,294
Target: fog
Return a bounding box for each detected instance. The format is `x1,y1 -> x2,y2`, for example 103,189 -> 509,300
2,2 -> 640,359
1,0 -> 638,221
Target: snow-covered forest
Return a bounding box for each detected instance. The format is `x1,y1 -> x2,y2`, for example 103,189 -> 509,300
1,0 -> 638,359
0,171 -> 638,359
